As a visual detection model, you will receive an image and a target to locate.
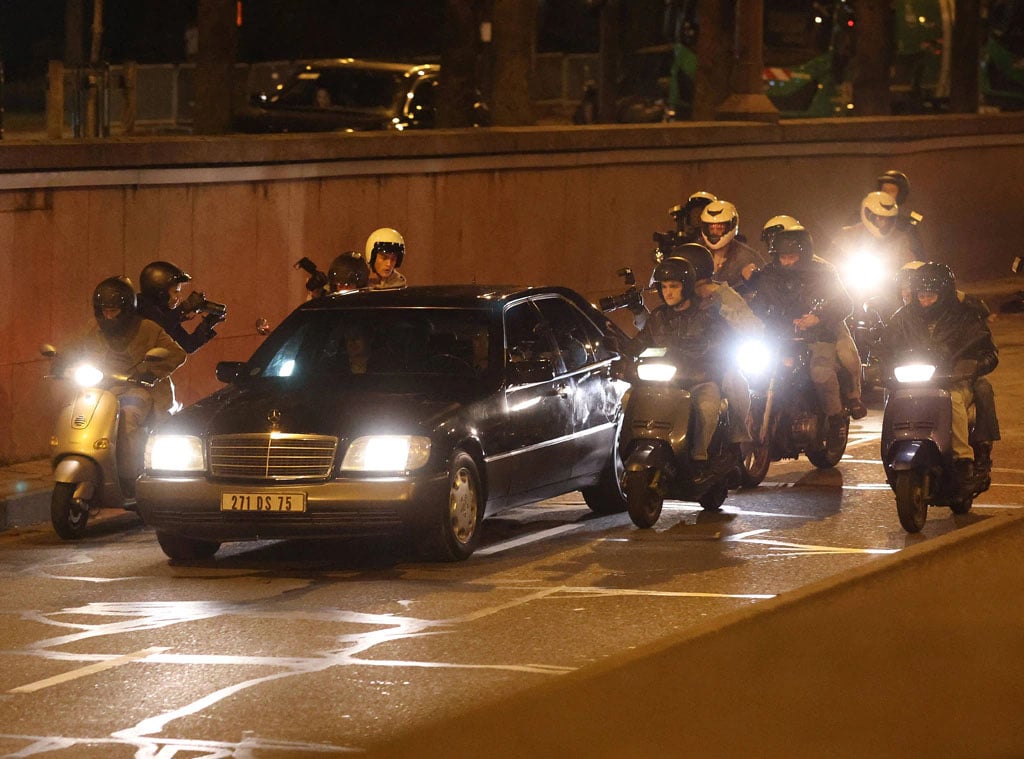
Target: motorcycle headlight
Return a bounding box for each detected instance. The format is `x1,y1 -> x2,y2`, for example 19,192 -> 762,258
843,251 -> 887,293
72,364 -> 104,387
145,435 -> 206,472
736,339 -> 772,378
341,435 -> 431,472
893,363 -> 936,383
636,362 -> 677,382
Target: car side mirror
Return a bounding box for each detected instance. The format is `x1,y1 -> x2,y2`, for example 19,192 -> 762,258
507,358 -> 555,385
40,343 -> 57,358
216,361 -> 248,384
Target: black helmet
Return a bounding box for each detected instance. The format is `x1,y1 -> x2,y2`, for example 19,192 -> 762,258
666,242 -> 715,282
876,169 -> 911,205
909,261 -> 956,315
328,251 -> 370,291
140,261 -> 192,306
92,276 -> 138,336
652,256 -> 696,302
769,228 -> 814,267
670,191 -> 717,233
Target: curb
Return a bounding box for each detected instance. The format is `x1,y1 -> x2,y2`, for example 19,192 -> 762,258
0,489 -> 52,531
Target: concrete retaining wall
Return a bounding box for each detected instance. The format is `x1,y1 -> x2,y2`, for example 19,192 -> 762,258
2,114 -> 1023,463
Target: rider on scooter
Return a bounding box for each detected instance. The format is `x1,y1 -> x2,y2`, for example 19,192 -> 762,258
893,261 -> 1001,475
631,257 -> 736,478
137,261 -> 224,354
59,277 -> 187,493
746,224 -> 853,425
878,262 -> 999,492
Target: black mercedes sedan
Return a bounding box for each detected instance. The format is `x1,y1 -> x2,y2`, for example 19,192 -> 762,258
137,285 -> 629,561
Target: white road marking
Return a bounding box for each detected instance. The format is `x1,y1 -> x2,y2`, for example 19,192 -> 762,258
725,528 -> 898,556
9,647 -> 169,694
845,433 -> 882,448
476,523 -> 584,555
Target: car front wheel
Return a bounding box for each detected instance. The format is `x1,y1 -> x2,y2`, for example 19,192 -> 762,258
422,451 -> 484,561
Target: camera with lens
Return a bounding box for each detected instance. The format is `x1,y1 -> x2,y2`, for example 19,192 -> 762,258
295,256 -> 329,293
599,267 -> 645,313
178,290 -> 227,320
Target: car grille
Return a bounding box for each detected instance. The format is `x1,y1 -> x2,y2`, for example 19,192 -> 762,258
209,434 -> 338,481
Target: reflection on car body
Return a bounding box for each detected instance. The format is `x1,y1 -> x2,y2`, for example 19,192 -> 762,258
235,58 -> 487,133
137,285 -> 629,562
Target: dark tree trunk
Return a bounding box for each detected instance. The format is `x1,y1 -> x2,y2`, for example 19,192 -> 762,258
194,0 -> 237,135
491,0 -> 536,125
950,0 -> 981,112
693,0 -> 731,120
852,0 -> 892,115
438,0 -> 482,128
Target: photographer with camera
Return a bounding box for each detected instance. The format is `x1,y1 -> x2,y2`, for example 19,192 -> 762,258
137,261 -> 226,354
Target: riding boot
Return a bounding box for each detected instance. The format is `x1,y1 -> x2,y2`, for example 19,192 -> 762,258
973,441 -> 993,476
954,459 -> 982,499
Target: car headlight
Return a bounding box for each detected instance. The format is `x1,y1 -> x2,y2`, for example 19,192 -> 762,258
736,338 -> 772,378
341,435 -> 431,472
72,364 -> 104,387
636,362 -> 677,382
893,363 -> 936,383
145,435 -> 206,472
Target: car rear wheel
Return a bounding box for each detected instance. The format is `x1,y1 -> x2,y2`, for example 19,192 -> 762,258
422,451 -> 483,561
156,531 -> 221,561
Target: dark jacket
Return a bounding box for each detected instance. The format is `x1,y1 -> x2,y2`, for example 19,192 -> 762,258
747,255 -> 853,343
878,296 -> 999,378
631,300 -> 735,387
712,239 -> 767,296
136,291 -> 217,354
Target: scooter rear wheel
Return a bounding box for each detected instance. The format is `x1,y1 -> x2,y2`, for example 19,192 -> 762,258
894,470 -> 928,533
625,470 -> 663,528
50,482 -> 89,540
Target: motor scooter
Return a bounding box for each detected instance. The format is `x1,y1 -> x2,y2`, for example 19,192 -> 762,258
616,346 -> 740,528
881,352 -> 990,532
736,334 -> 851,488
41,345 -> 169,539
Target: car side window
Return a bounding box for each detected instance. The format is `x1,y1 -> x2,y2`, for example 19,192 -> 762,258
532,296 -> 606,372
504,301 -> 563,373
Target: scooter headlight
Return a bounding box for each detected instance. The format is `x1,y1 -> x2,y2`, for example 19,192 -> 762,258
145,435 -> 206,472
636,361 -> 677,382
736,339 -> 772,379
893,363 -> 936,383
72,364 -> 104,387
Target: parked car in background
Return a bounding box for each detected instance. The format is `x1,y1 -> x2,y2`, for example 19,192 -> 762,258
234,58 -> 488,133
137,285 -> 629,562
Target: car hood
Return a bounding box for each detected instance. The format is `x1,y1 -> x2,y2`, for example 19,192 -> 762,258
164,377 -> 472,439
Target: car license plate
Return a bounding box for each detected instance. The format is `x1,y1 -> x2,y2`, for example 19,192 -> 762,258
220,492 -> 306,512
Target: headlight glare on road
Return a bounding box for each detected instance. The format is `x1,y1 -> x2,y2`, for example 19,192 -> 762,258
145,435 -> 206,472
342,435 -> 431,472
893,363 -> 936,383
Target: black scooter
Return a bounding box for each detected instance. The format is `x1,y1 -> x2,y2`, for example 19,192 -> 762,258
615,346 -> 740,528
881,352 -> 990,532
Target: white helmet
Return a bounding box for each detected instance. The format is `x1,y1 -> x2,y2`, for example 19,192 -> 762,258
700,200 -> 738,250
364,228 -> 405,268
860,192 -> 898,239
760,214 -> 803,245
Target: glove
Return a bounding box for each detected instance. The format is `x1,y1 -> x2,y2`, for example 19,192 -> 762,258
202,312 -> 226,329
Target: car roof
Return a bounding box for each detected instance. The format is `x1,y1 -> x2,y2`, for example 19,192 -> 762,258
299,285 -> 595,312
295,59 -> 439,77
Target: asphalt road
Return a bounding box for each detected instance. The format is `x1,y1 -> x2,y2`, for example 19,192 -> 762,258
0,309 -> 1021,756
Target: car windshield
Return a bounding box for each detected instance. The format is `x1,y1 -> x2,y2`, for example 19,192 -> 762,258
274,67 -> 406,110
247,307 -> 495,382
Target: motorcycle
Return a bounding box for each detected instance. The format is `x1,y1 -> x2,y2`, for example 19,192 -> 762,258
736,335 -> 851,488
880,352 -> 990,532
837,249 -> 899,394
41,345 -> 169,539
614,346 -> 740,528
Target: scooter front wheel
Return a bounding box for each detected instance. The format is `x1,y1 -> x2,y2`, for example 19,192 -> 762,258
894,470 -> 928,533
625,470 -> 664,529
50,482 -> 90,540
